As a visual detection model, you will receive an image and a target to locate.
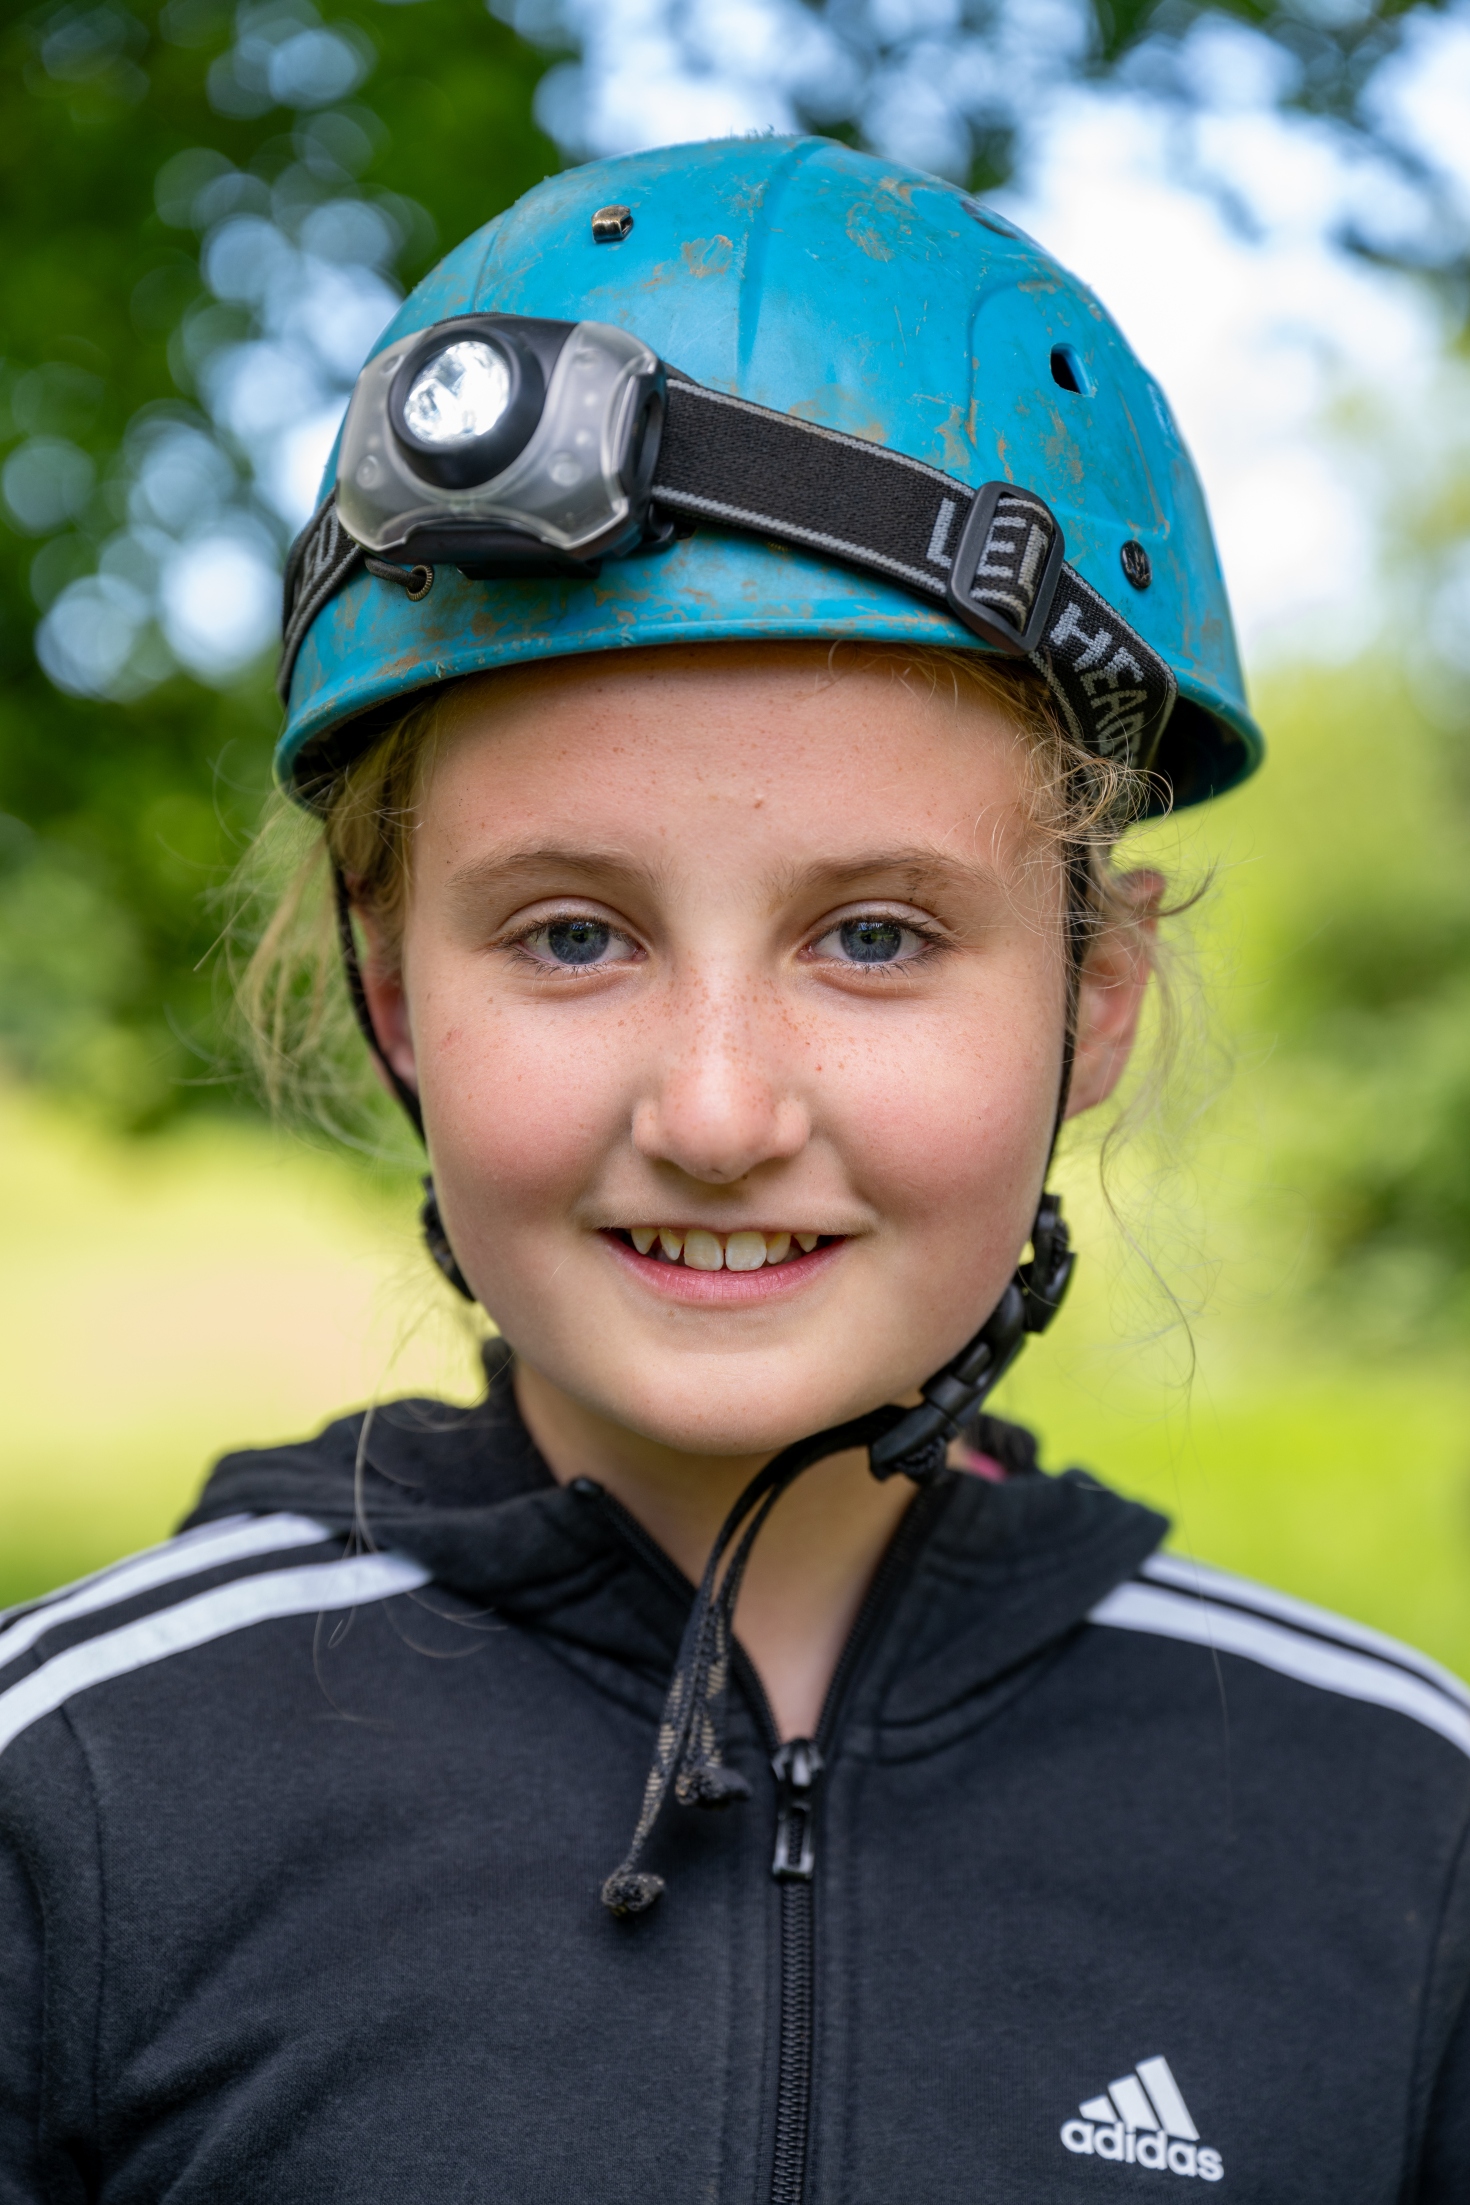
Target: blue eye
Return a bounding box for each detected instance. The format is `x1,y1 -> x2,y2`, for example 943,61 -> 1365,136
546,919 -> 612,964
517,916 -> 639,969
839,919 -> 905,963
809,914 -> 931,968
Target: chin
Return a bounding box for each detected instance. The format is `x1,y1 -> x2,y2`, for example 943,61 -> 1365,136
584,1356 -> 903,1460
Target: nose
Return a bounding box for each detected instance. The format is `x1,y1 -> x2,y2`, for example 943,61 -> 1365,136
631,980 -> 811,1186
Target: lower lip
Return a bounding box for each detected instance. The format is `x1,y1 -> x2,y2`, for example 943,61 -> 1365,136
602,1232 -> 846,1304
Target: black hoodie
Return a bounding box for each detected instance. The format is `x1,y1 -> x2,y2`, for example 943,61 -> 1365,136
0,1354 -> 1466,2203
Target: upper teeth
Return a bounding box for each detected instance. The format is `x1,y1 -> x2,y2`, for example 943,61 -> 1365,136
627,1227 -> 822,1270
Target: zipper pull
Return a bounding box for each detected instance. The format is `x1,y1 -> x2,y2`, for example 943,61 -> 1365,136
771,1739 -> 825,1881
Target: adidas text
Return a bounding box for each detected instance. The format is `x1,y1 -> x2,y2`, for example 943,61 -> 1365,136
1060,2056 -> 1223,2183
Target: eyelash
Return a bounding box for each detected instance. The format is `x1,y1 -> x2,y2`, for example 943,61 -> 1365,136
497,908 -> 949,973
500,912 -> 643,973
804,913 -> 948,970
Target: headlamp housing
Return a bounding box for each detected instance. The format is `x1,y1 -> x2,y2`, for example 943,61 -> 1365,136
337,314 -> 666,573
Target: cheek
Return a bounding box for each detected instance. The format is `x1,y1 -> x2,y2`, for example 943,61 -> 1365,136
824,991 -> 1062,1226
407,959 -> 628,1222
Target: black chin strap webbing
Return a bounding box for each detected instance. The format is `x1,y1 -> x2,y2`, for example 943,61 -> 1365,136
332,865 -> 472,1297
599,1200 -> 1073,1915
332,866 -> 422,1137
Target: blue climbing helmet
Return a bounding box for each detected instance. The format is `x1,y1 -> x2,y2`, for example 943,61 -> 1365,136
274,144 -> 1260,1817
276,134 -> 1261,814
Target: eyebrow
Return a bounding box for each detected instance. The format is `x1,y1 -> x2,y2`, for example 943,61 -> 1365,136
763,845 -> 1002,904
444,844 -> 664,913
443,840 -> 1003,919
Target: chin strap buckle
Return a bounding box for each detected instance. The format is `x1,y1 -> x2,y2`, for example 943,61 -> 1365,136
868,1194 -> 1074,1483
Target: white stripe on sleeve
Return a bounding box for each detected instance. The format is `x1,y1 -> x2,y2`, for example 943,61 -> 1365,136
0,1515 -> 253,1629
0,1515 -> 335,1675
1089,1580 -> 1470,1759
0,1552 -> 430,1760
1140,1552 -> 1470,1711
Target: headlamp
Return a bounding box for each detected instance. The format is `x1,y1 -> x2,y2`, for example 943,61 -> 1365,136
338,313 -> 666,572
297,311 -> 1181,785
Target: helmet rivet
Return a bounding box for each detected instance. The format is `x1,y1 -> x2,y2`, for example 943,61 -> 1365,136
591,203 -> 633,243
1120,540 -> 1151,590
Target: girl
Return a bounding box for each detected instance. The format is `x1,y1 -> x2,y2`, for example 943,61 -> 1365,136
1,137 -> 1465,2203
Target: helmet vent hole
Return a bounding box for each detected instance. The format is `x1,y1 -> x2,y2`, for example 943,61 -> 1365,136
1050,345 -> 1091,396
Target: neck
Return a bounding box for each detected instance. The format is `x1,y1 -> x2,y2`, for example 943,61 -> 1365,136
512,1361 -> 916,1741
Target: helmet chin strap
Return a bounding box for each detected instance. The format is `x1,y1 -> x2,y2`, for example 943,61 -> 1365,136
335,856 -> 1084,1917
332,866 -> 474,1299
868,842 -> 1087,1480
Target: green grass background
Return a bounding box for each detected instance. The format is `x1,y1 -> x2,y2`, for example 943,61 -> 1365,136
4,663 -> 1467,1676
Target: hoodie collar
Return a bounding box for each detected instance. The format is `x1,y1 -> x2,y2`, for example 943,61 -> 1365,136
185,1345 -> 1167,1738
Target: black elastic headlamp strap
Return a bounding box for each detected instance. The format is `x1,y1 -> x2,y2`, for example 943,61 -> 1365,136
650,379 -> 1177,778
281,361 -> 1178,789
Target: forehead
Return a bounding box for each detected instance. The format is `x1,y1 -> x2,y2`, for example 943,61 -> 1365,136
422,644 -> 1040,858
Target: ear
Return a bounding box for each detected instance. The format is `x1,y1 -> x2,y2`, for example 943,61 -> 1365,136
1062,870 -> 1163,1121
352,902 -> 421,1097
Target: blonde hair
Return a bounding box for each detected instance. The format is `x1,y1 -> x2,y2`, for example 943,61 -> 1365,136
232,644 -> 1173,1143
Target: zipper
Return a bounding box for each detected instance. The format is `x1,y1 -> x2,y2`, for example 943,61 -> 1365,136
765,1485 -> 946,2205
588,1473 -> 947,2205
768,1737 -> 823,2205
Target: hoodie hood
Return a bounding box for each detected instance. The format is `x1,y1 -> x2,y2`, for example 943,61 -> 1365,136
184,1345 -> 1169,1739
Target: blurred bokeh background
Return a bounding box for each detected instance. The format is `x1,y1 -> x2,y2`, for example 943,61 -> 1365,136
3,0 -> 1468,1671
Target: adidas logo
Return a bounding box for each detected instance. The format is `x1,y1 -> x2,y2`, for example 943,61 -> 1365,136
1060,2056 -> 1224,2182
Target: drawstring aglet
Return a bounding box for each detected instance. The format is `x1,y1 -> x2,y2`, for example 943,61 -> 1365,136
677,1763 -> 752,1807
601,1867 -> 666,1916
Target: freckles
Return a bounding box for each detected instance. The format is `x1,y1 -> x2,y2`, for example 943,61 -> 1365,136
438,1010 -> 626,1196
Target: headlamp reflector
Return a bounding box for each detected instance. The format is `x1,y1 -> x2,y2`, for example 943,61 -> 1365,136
403,341 -> 512,448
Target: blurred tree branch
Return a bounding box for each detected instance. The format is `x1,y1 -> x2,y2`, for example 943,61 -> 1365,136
1,0 -> 1466,1138
0,0 -> 561,1121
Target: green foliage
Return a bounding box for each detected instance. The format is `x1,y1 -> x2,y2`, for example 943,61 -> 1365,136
1,0 -> 1466,1650
3,0 -> 1468,1347
1087,0 -> 1428,93
0,0 -> 560,1122
1229,661 -> 1470,1312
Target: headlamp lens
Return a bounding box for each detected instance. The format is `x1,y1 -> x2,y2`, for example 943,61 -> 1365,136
403,341 -> 512,447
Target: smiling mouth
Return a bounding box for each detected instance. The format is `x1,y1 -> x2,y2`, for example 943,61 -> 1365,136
609,1227 -> 835,1272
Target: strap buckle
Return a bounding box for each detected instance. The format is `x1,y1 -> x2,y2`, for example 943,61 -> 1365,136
945,482 -> 1066,657
866,1192 -> 1075,1483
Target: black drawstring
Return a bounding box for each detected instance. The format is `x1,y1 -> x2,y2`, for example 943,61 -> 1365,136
599,1404 -> 915,1916
599,1199 -> 1074,1915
